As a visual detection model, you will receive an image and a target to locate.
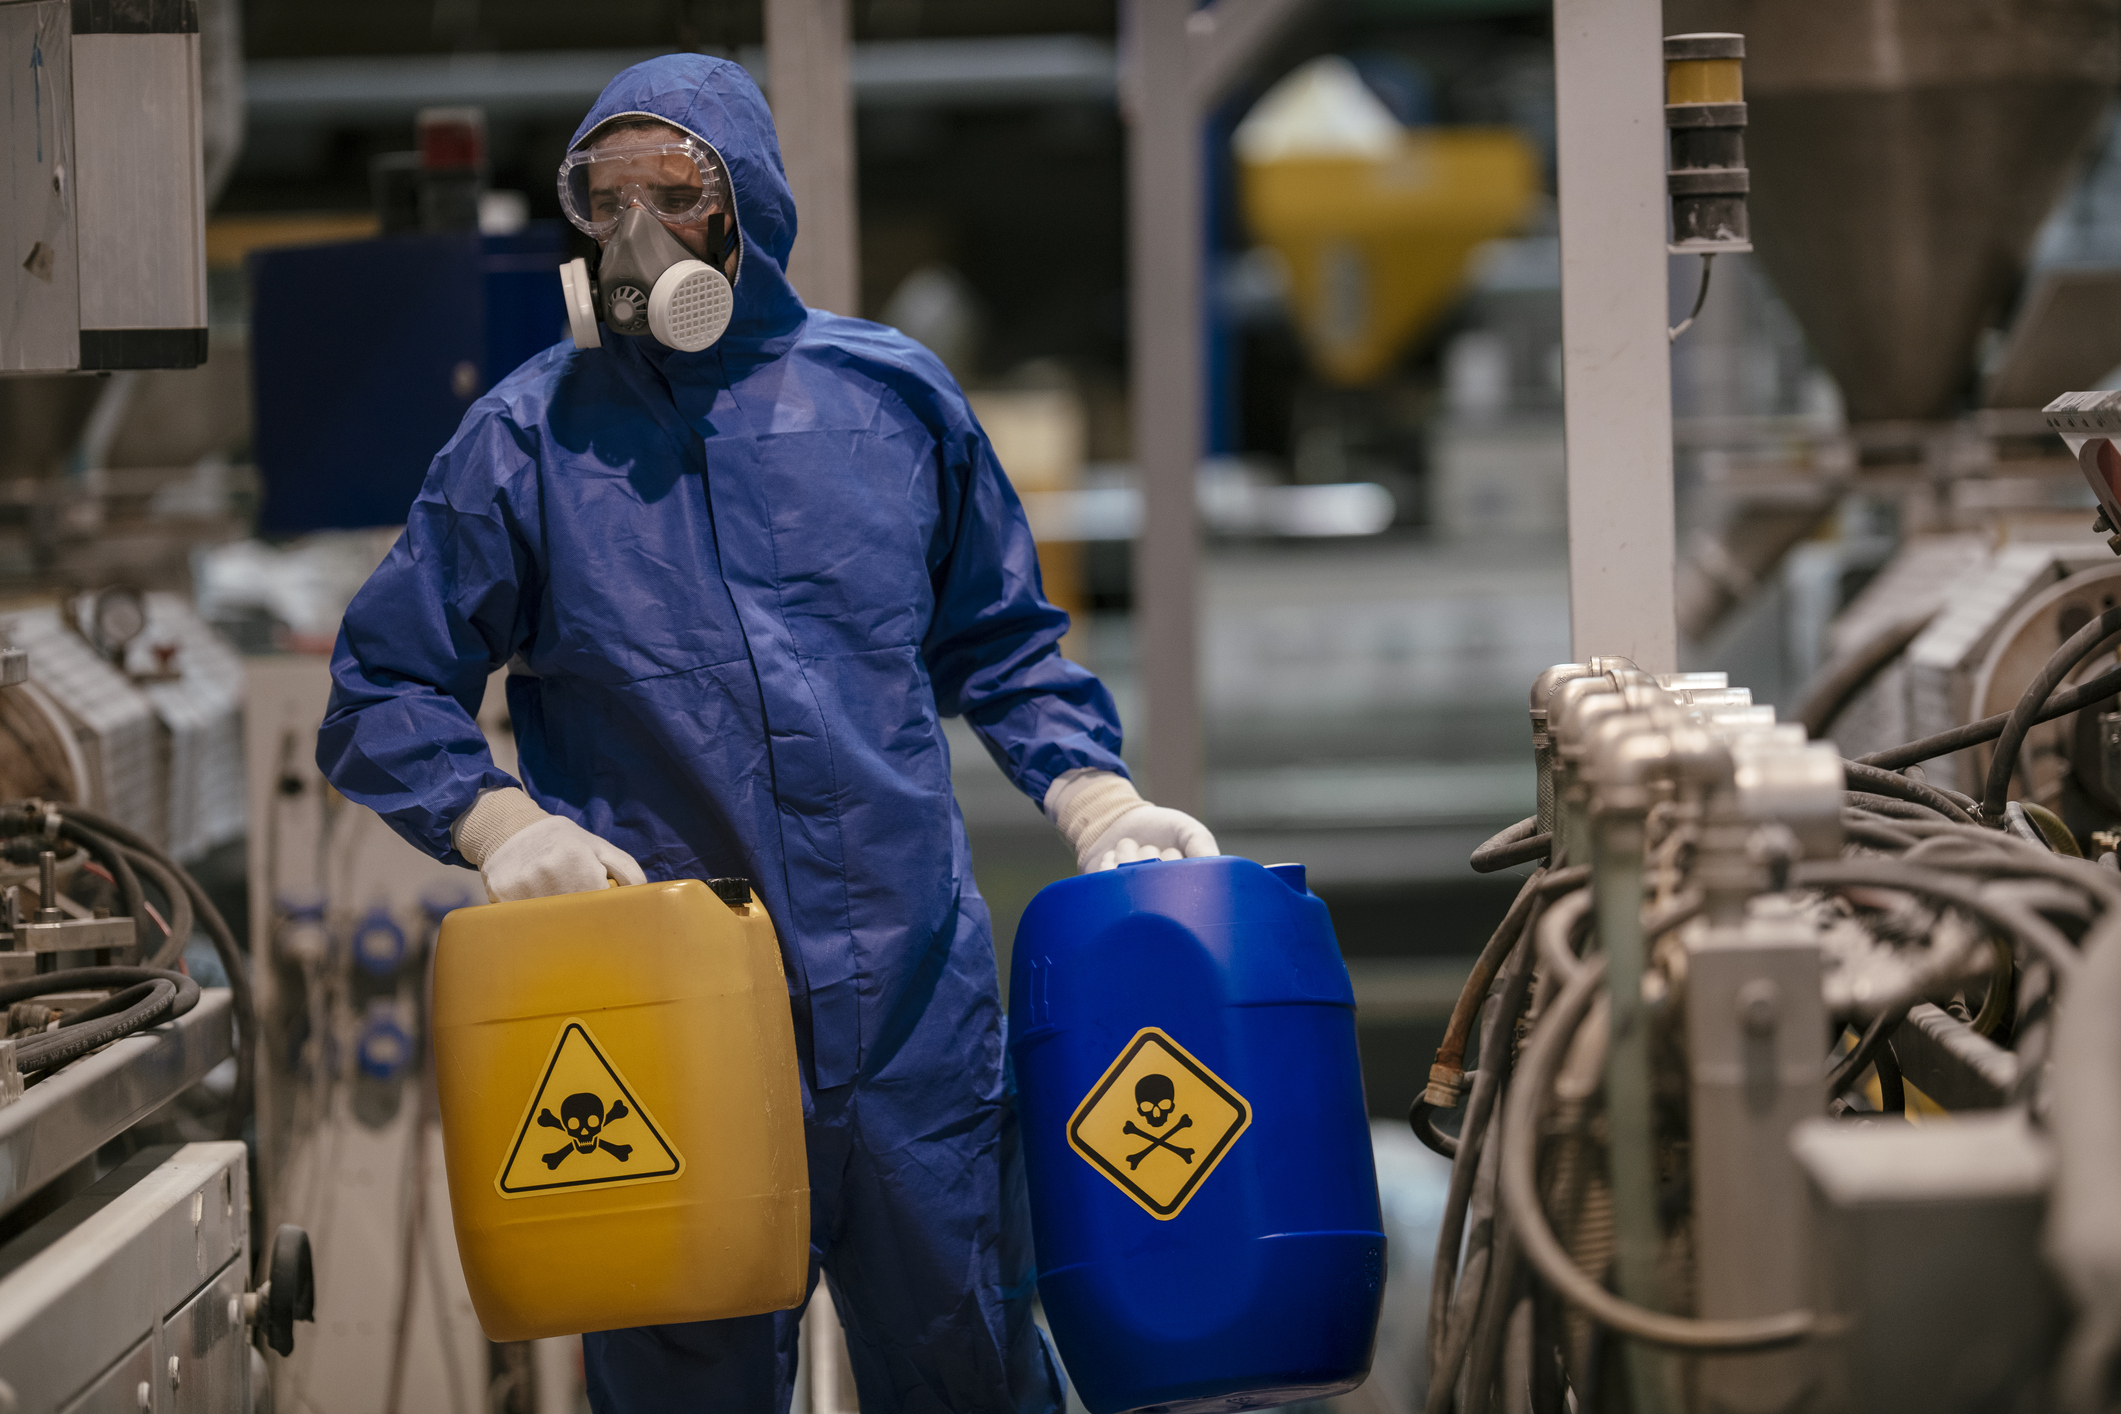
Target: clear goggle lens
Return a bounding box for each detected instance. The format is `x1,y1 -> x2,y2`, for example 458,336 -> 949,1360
558,138 -> 729,238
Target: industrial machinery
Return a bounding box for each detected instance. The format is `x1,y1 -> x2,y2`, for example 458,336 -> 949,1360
0,776 -> 302,1410
1423,645 -> 2121,1413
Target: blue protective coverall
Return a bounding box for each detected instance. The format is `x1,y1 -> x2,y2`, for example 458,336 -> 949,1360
317,54 -> 1126,1414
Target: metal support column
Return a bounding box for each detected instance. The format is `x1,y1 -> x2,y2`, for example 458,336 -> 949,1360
1553,0 -> 1677,671
1123,0 -> 1307,813
767,0 -> 859,315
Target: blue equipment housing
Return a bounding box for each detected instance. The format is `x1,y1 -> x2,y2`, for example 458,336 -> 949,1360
1008,856 -> 1384,1414
249,226 -> 568,535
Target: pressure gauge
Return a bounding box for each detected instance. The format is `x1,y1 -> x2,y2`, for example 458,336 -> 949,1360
88,585 -> 147,661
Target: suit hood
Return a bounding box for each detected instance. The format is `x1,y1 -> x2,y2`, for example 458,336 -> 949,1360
571,54 -> 808,346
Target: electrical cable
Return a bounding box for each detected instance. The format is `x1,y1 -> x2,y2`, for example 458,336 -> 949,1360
1500,953 -> 1816,1351
0,965 -> 199,1073
1844,761 -> 1979,826
1474,817 -> 1553,874
1667,254 -> 1714,343
1859,659 -> 2121,773
1983,605 -> 2121,821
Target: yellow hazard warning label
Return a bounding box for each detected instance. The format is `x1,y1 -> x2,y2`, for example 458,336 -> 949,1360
495,1019 -> 684,1199
1067,1027 -> 1251,1220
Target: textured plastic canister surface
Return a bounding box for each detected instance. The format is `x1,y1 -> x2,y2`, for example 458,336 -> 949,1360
433,879 -> 808,1341
1009,857 -> 1384,1414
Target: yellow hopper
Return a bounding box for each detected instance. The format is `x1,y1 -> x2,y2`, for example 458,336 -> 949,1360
1240,129 -> 1538,387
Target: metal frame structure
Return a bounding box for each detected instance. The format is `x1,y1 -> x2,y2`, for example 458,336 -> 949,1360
1123,0 -> 1310,814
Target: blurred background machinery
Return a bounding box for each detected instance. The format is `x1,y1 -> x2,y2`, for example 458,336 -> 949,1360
8,0 -> 2121,1409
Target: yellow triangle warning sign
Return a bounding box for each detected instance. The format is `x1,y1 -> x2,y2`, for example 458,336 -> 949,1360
1067,1027 -> 1251,1220
495,1019 -> 684,1199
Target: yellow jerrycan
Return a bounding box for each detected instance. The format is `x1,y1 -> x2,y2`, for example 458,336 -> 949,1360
433,877 -> 809,1341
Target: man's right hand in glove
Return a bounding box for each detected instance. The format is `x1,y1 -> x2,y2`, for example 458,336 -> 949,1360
1045,769 -> 1218,873
451,787 -> 647,903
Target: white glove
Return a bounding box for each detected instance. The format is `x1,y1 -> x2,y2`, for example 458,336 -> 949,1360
1045,768 -> 1218,873
451,787 -> 647,903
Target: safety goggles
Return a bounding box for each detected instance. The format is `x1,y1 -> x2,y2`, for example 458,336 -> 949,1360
558,134 -> 733,240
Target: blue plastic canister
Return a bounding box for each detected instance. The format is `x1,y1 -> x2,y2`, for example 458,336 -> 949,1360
1008,856 -> 1384,1414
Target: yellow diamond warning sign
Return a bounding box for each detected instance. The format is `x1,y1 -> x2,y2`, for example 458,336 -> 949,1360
495,1019 -> 684,1199
1067,1027 -> 1251,1220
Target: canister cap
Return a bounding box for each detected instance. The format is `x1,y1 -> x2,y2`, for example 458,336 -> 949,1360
1267,862 -> 1309,894
708,876 -> 753,909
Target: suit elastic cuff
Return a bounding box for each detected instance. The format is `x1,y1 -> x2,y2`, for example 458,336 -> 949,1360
1044,769 -> 1143,855
450,786 -> 548,867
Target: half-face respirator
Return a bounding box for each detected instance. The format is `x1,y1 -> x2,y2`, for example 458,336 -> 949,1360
556,127 -> 740,353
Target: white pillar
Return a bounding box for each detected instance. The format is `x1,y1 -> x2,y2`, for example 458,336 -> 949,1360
1554,0 -> 1678,671
1126,0 -> 1207,814
766,0 -> 859,315
1123,0 -> 1309,815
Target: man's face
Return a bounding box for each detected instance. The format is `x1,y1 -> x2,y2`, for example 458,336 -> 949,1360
586,127 -> 734,274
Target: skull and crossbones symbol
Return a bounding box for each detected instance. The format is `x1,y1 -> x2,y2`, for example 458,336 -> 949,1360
1122,1073 -> 1194,1170
538,1091 -> 635,1169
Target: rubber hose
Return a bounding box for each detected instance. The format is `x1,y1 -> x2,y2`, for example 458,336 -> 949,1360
1841,815 -> 1919,851
2003,802 -> 2046,848
118,843 -> 195,969
1844,761 -> 1979,826
52,806 -> 253,1142
51,820 -> 149,954
1843,791 -> 1952,823
1876,838 -> 2121,915
1984,605 -> 2121,821
1432,888 -> 1556,1369
1474,817 -> 1553,874
1434,869 -> 1550,1091
1,966 -> 200,1073
1499,953 -> 1816,1351
1792,860 -> 2081,981
1860,658 -> 2121,773
1409,1095 -> 1460,1159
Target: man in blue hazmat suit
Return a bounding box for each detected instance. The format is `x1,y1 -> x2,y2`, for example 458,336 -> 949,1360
318,54 -> 1217,1414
